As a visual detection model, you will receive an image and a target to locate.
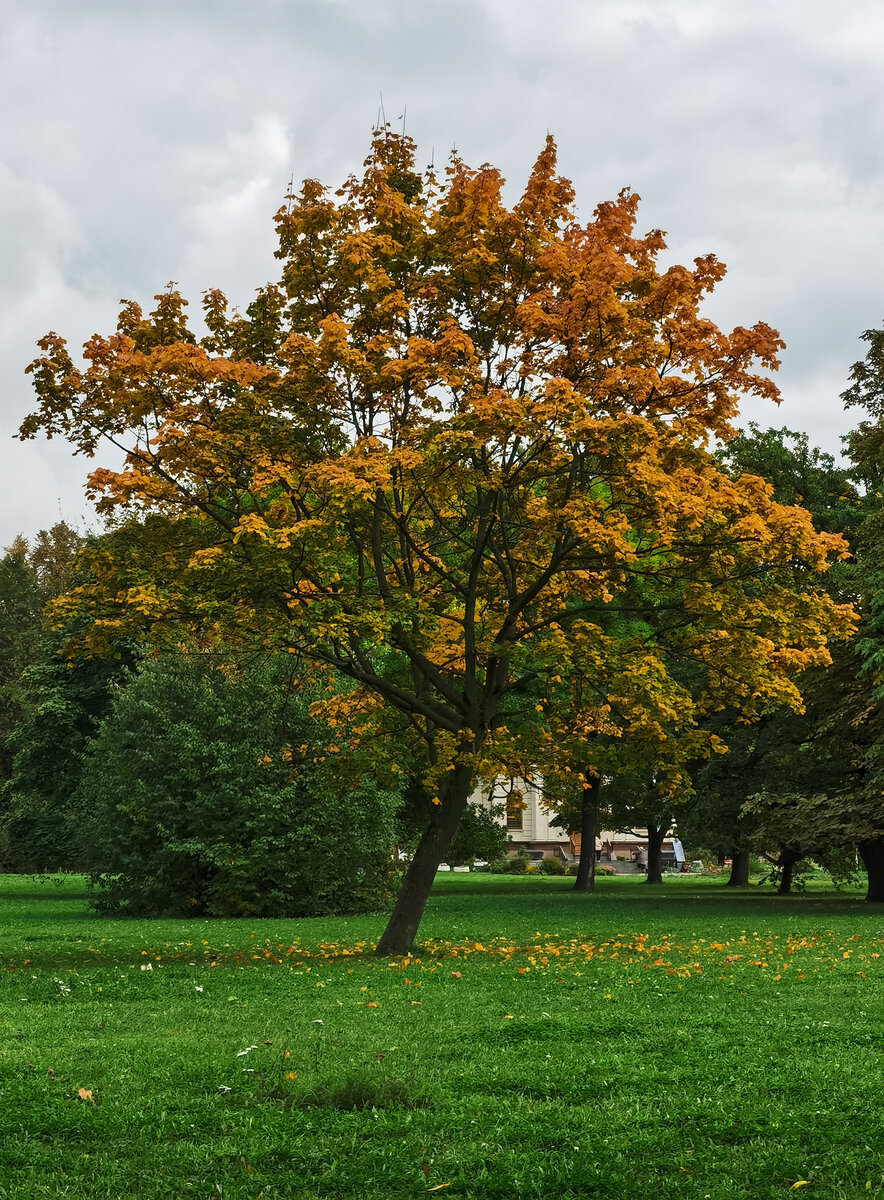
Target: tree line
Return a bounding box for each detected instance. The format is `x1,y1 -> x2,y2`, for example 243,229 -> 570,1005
6,128 -> 884,950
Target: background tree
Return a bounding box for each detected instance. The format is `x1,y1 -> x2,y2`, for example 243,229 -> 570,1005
21,130 -> 852,950
679,426 -> 867,888
0,522 -> 85,866
1,624 -> 135,872
718,347 -> 884,901
719,424 -> 863,539
0,541 -> 42,781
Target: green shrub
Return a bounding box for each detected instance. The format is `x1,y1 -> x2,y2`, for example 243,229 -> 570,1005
565,861 -> 614,877
539,855 -> 565,875
445,802 -> 507,867
506,852 -> 529,874
80,655 -> 401,917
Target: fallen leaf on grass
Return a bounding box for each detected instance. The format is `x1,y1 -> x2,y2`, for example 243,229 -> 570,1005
426,1186 -> 450,1192
76,1088 -> 94,1104
791,1184 -> 810,1190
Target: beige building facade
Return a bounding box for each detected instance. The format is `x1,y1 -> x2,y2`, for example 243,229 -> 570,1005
471,778 -> 677,865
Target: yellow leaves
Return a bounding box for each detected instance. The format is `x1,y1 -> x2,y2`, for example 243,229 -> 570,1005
123,582 -> 163,616
232,514 -> 271,543
187,546 -> 224,570
18,127 -> 858,815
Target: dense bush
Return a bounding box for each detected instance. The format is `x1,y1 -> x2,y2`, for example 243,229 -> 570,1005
539,855 -> 565,875
446,802 -> 508,867
487,851 -> 533,874
506,852 -> 530,874
80,655 -> 401,917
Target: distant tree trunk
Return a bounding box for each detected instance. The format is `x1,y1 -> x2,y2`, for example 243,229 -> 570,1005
573,777 -> 599,893
859,838 -> 884,903
777,848 -> 801,895
645,823 -> 666,885
375,763 -> 474,955
727,850 -> 750,887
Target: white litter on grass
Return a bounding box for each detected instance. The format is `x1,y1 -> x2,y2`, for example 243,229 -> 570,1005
236,1045 -> 258,1057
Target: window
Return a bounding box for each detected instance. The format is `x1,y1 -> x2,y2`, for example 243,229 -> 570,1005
506,798 -> 524,831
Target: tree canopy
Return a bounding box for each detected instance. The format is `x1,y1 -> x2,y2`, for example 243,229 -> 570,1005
21,130 -> 854,949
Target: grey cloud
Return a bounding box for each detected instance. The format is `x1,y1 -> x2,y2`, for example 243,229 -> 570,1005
1,0 -> 882,544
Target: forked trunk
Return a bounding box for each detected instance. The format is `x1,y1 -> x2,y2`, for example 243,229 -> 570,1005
375,764 -> 474,955
645,823 -> 666,885
859,838 -> 884,903
727,849 -> 750,887
573,777 -> 599,893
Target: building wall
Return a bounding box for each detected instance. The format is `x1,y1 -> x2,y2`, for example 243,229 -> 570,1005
469,777 -> 569,847
470,778 -> 675,860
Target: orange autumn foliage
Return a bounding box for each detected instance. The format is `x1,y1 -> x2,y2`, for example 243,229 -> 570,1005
21,128 -> 854,951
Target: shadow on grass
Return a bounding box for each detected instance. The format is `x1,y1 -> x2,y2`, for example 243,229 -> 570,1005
431,874 -> 868,917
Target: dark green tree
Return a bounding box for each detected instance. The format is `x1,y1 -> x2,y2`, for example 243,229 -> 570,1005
0,542 -> 42,781
2,621 -> 135,871
80,654 -> 401,917
684,426 -> 866,889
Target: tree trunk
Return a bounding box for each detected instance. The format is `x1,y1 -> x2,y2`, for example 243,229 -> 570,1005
375,764 -> 474,955
573,777 -> 599,893
726,849 -> 750,887
645,823 -> 666,885
859,838 -> 884,903
777,848 -> 800,895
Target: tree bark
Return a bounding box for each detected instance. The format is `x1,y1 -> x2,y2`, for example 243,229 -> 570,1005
777,848 -> 800,895
573,777 -> 599,892
645,822 -> 666,885
726,849 -> 750,887
859,838 -> 884,903
375,764 -> 475,955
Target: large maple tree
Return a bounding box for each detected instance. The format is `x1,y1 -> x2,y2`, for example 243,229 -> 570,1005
22,130 -> 853,951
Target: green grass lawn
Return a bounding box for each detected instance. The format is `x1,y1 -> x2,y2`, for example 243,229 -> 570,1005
1,872 -> 882,1199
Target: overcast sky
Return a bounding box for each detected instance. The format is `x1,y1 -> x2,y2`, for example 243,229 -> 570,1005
2,0 -> 883,546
